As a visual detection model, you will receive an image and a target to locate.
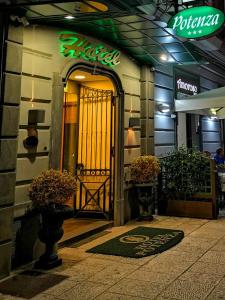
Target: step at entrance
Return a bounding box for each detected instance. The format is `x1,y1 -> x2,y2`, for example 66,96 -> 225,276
59,219 -> 113,248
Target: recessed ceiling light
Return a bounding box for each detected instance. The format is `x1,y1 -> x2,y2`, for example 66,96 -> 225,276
74,75 -> 86,79
160,54 -> 168,61
65,15 -> 75,19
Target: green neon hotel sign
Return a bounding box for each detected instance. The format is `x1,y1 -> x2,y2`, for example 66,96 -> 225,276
168,6 -> 225,39
59,32 -> 120,67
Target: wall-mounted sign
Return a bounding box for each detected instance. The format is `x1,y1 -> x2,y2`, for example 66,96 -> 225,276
59,32 -> 121,67
168,6 -> 225,39
175,68 -> 200,99
177,78 -> 198,94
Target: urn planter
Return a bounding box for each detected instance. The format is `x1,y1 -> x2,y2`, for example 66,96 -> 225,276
29,169 -> 77,269
134,183 -> 155,221
35,205 -> 73,270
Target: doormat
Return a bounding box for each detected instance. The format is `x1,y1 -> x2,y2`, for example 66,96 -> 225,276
87,226 -> 184,258
0,270 -> 68,299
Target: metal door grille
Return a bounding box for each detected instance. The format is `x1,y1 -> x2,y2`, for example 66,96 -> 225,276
75,86 -> 114,219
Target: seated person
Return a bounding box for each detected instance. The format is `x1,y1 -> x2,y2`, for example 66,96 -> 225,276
214,148 -> 225,165
214,148 -> 225,209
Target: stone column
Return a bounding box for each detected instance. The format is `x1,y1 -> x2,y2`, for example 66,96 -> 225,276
49,73 -> 64,170
0,19 -> 23,279
140,66 -> 154,155
114,92 -> 125,226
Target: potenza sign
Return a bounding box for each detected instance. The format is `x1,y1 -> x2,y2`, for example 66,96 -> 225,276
59,32 -> 120,67
168,6 -> 225,39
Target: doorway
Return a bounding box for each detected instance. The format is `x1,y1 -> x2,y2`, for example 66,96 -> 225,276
186,113 -> 200,150
61,69 -> 115,220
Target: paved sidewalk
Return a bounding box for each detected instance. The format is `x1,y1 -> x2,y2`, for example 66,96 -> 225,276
2,215 -> 225,300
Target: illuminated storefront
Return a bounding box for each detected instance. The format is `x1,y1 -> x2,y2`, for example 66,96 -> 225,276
1,0 -> 225,279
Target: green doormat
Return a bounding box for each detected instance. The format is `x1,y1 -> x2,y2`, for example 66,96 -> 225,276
87,227 -> 184,258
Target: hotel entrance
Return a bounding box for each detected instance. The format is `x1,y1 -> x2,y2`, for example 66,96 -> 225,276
61,69 -> 115,221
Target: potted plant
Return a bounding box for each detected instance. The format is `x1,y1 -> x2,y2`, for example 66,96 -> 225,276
130,155 -> 160,221
29,169 -> 77,269
159,147 -> 217,219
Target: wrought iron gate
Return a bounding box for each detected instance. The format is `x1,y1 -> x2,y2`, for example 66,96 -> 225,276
75,86 -> 114,219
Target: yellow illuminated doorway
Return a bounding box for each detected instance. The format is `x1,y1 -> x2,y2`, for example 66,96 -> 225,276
62,71 -> 115,219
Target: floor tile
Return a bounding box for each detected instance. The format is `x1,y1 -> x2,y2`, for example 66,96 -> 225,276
211,241 -> 225,251
32,294 -> 61,300
56,263 -> 106,282
43,279 -> 78,296
188,230 -> 224,239
143,254 -> 193,274
142,264 -> 188,278
95,292 -> 148,300
108,278 -> 165,299
152,251 -> 197,263
161,249 -> 201,261
206,292 -> 225,300
198,250 -> 225,264
127,269 -> 176,285
205,277 -> 225,300
0,295 -> 26,300
58,247 -> 92,261
57,281 -> 109,300
88,262 -> 138,285
91,253 -> 156,266
187,261 -> 225,275
159,279 -> 214,300
155,296 -> 178,300
177,270 -> 223,285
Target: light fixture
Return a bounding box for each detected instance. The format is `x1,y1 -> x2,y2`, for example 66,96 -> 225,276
158,103 -> 171,113
170,113 -> 176,119
74,75 -> 86,79
160,54 -> 168,61
129,117 -> 140,128
210,108 -> 217,115
64,15 -> 75,19
23,110 -> 45,149
209,108 -> 218,119
182,0 -> 195,3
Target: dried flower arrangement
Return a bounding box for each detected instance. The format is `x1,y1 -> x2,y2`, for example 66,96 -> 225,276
29,169 -> 77,207
130,155 -> 160,184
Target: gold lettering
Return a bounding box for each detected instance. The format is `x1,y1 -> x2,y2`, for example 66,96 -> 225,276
111,51 -> 121,66
134,231 -> 182,255
96,47 -> 109,61
84,47 -> 97,60
136,250 -> 148,256
59,32 -> 121,67
103,52 -> 114,63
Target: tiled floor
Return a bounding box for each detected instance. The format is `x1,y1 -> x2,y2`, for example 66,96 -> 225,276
2,215 -> 225,299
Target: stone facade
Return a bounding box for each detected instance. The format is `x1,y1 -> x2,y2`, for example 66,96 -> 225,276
0,23 -> 156,279
0,21 -> 23,279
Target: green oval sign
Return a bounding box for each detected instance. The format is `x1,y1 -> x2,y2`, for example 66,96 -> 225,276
168,6 -> 225,39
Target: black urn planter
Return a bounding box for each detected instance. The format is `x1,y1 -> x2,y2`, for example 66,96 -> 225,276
134,183 -> 155,221
35,204 -> 73,270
